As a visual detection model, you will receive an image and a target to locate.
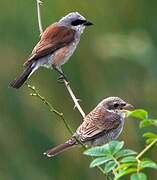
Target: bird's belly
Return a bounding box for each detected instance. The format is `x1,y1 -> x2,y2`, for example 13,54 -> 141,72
85,123 -> 124,147
52,42 -> 78,67
36,54 -> 54,69
36,41 -> 78,69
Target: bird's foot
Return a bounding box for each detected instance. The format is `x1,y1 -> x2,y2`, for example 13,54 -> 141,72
57,75 -> 69,84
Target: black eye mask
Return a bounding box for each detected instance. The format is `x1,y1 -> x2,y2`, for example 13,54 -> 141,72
71,19 -> 87,26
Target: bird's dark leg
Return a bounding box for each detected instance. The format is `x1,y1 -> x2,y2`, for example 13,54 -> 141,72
52,65 -> 68,83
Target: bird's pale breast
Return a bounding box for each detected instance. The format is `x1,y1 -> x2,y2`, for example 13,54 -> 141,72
52,42 -> 77,67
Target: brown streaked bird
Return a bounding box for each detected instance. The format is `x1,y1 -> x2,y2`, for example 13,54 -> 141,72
44,97 -> 134,157
9,12 -> 93,88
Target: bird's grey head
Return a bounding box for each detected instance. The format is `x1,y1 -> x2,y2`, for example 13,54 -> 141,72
58,12 -> 93,33
99,97 -> 134,112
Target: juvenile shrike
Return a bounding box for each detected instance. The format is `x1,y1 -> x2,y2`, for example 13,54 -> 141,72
10,12 -> 93,88
43,97 -> 134,157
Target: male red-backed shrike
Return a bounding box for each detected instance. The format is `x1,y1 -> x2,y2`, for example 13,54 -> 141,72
10,12 -> 93,88
44,97 -> 134,157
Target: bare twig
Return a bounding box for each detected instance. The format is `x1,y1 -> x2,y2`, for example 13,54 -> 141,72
36,0 -> 85,118
26,82 -> 74,135
63,80 -> 85,118
26,82 -> 87,147
36,0 -> 43,34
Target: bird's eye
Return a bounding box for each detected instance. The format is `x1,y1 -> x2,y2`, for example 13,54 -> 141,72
121,103 -> 126,107
113,103 -> 119,108
71,19 -> 87,26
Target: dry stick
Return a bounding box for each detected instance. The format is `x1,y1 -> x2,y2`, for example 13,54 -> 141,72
35,0 -> 104,174
26,83 -> 74,135
63,80 -> 85,118
36,0 -> 43,34
36,0 -> 85,119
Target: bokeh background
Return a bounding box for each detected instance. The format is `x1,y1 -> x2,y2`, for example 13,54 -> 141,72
1,0 -> 157,179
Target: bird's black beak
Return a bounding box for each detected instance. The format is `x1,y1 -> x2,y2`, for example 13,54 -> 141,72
123,103 -> 134,110
83,20 -> 93,26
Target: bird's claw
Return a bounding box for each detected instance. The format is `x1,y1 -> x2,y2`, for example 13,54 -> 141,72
57,75 -> 69,84
57,75 -> 64,83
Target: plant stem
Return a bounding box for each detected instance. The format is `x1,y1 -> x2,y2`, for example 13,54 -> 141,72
26,83 -> 74,135
26,83 -> 87,148
136,139 -> 157,161
63,80 -> 85,118
36,0 -> 43,34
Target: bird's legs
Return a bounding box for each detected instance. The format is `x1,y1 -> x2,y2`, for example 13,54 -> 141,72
52,65 -> 68,83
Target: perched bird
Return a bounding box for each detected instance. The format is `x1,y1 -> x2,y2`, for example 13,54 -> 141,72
44,97 -> 134,157
10,12 -> 93,88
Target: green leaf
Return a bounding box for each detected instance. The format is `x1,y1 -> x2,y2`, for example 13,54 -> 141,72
116,162 -> 136,171
120,156 -> 136,163
130,173 -> 147,180
140,119 -> 157,128
115,168 -> 137,180
90,157 -> 112,167
139,160 -> 157,169
115,149 -> 137,158
143,133 -> 157,144
151,119 -> 157,127
146,138 -> 156,144
107,141 -> 124,155
84,141 -> 124,157
127,109 -> 148,120
104,160 -> 117,173
84,145 -> 110,157
143,132 -> 157,139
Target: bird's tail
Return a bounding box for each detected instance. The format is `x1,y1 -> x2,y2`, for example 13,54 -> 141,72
43,138 -> 77,157
9,63 -> 35,89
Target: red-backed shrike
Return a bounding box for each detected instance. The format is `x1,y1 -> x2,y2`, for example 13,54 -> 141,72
10,12 -> 93,88
44,97 -> 134,157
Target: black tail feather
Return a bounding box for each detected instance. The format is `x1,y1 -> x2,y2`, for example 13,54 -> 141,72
43,138 -> 76,157
9,65 -> 34,89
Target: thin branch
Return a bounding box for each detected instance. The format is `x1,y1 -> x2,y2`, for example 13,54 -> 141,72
26,82 -> 87,147
63,80 -> 86,118
136,138 -> 157,172
26,82 -> 74,135
36,0 -> 43,34
136,139 -> 157,161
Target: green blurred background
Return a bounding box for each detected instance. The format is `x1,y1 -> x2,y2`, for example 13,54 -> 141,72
1,0 -> 157,179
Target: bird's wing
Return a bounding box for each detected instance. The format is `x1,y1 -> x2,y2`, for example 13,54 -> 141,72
76,107 -> 121,141
24,25 -> 76,66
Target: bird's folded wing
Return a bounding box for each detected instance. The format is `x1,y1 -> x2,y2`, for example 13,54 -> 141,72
24,25 -> 76,66
76,107 -> 121,141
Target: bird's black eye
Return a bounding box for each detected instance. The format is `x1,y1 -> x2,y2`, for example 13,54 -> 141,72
113,103 -> 119,108
121,103 -> 126,107
71,19 -> 87,26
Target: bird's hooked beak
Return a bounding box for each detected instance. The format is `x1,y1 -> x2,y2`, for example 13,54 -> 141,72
123,103 -> 134,111
83,20 -> 93,26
